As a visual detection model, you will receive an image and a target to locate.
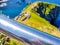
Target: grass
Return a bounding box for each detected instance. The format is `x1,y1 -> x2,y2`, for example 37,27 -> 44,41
10,38 -> 23,45
15,2 -> 60,38
0,33 -> 24,45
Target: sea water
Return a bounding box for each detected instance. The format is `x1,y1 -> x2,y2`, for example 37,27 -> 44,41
1,0 -> 60,18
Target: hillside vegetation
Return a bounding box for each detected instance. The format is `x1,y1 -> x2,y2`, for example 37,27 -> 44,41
15,2 -> 60,38
0,33 -> 24,45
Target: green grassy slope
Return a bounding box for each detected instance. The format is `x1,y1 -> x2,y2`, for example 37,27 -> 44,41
15,2 -> 60,38
0,33 -> 23,45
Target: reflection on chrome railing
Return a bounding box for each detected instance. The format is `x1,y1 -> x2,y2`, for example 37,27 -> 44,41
0,15 -> 60,45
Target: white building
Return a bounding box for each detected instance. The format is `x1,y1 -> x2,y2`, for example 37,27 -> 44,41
0,0 -> 8,17
0,0 -> 8,3
0,0 -> 8,7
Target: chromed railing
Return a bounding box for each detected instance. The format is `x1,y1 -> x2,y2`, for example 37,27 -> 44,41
0,15 -> 60,45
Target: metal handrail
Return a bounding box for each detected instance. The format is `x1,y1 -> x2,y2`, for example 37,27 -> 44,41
0,15 -> 60,45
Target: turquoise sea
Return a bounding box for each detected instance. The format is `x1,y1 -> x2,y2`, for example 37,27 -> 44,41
0,0 -> 60,27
